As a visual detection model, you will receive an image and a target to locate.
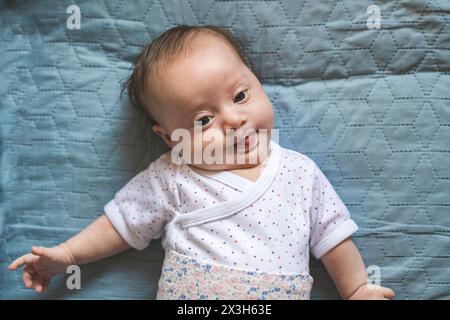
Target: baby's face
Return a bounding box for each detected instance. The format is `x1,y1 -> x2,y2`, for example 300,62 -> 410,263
150,35 -> 274,171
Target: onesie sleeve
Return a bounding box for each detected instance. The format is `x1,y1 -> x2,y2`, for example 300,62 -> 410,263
104,156 -> 176,250
308,161 -> 358,260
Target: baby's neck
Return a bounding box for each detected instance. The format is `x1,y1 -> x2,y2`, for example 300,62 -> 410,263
227,152 -> 271,182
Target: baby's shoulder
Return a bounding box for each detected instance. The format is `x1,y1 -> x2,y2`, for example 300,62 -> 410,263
149,151 -> 178,170
278,145 -> 318,174
142,151 -> 179,185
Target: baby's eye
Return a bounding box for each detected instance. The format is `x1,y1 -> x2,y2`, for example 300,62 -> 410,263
233,89 -> 248,103
196,115 -> 213,127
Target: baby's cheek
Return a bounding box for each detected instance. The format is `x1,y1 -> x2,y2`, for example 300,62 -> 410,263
252,89 -> 274,126
201,130 -> 225,148
185,133 -> 222,164
261,100 -> 275,128
189,131 -> 217,156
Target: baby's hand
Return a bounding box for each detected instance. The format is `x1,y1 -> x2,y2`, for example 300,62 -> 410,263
348,283 -> 395,300
8,244 -> 76,293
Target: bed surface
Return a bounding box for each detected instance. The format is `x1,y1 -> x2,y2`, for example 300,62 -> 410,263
1,0 -> 449,299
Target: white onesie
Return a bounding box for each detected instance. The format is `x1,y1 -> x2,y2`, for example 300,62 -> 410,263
104,140 -> 358,275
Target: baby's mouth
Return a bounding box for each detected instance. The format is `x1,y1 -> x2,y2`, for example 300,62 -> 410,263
233,131 -> 259,153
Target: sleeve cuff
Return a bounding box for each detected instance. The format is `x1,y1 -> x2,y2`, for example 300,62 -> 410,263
310,219 -> 359,260
104,200 -> 148,250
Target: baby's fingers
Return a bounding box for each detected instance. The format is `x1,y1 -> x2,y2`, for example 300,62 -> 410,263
8,255 -> 26,271
22,266 -> 46,292
8,253 -> 35,271
382,286 -> 395,299
41,279 -> 50,292
22,266 -> 35,288
33,275 -> 45,292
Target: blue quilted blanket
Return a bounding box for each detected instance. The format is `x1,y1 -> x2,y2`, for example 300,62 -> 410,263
1,0 -> 449,299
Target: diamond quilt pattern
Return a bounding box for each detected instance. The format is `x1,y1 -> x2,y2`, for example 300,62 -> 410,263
1,0 -> 449,299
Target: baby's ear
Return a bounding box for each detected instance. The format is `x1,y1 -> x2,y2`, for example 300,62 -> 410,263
152,124 -> 174,148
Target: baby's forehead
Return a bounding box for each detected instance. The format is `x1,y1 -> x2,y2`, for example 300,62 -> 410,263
175,34 -> 239,66
161,38 -> 245,89
151,35 -> 238,89
149,34 -> 248,122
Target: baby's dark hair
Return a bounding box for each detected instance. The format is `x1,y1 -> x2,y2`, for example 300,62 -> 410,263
123,25 -> 250,127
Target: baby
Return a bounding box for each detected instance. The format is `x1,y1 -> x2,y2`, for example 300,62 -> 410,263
9,25 -> 395,300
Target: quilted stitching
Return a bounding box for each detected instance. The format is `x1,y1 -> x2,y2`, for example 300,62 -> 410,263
0,0 -> 449,299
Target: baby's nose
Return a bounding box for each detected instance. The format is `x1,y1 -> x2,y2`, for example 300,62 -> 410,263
222,109 -> 247,131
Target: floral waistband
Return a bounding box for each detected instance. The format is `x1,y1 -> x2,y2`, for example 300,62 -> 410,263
157,250 -> 314,300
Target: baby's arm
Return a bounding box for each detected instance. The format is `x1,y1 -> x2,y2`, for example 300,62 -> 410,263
61,214 -> 131,265
8,214 -> 130,292
320,237 -> 395,300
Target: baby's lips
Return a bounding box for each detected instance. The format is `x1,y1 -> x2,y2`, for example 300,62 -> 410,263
229,128 -> 259,145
